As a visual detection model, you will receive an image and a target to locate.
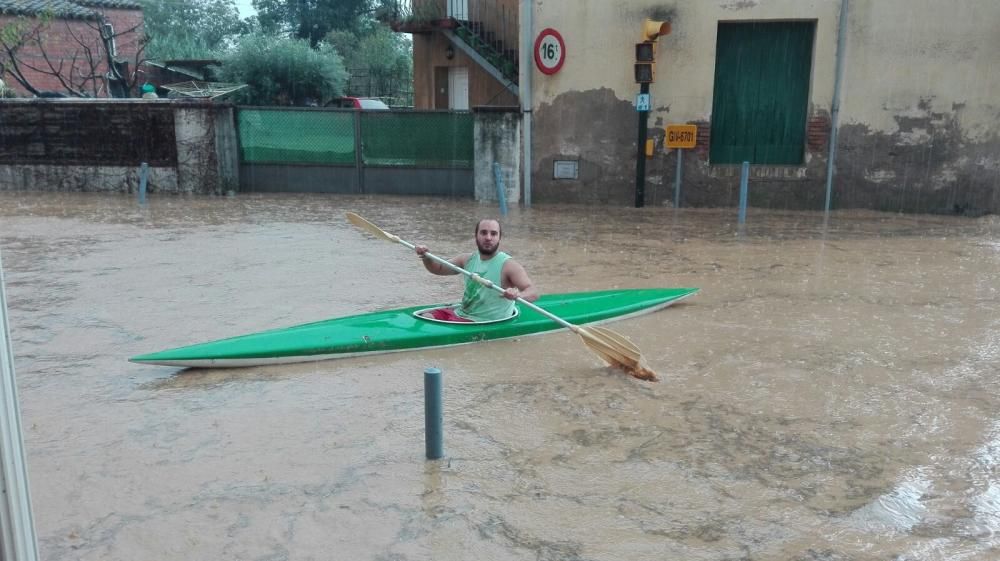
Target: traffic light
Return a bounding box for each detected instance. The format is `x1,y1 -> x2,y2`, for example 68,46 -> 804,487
634,19 -> 670,84
634,42 -> 655,83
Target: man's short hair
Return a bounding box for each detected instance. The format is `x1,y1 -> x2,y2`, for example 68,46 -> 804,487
475,218 -> 502,238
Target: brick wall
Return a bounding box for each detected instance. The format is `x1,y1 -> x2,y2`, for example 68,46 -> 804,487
0,99 -> 238,195
0,100 -> 176,166
0,8 -> 144,97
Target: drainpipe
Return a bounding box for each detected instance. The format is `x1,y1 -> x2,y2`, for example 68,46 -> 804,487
519,0 -> 533,207
824,0 -> 850,212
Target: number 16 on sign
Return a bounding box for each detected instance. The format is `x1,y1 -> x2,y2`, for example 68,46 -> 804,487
534,28 -> 566,75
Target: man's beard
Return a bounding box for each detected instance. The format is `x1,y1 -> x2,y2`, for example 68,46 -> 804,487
477,240 -> 499,255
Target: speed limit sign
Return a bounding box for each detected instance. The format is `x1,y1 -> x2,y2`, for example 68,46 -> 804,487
534,28 -> 566,75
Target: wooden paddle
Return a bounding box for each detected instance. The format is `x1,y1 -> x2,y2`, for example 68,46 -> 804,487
346,212 -> 659,381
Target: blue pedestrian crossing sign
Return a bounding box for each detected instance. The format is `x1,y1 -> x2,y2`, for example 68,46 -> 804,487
635,93 -> 651,111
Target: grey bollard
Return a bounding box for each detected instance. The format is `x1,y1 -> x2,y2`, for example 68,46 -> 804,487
424,367 -> 443,460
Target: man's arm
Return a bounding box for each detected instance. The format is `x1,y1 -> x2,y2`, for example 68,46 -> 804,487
501,260 -> 539,302
415,245 -> 467,276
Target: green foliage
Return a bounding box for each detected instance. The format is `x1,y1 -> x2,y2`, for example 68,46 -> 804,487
327,25 -> 411,103
139,0 -> 249,59
328,25 -> 409,75
218,32 -> 347,105
254,0 -> 373,47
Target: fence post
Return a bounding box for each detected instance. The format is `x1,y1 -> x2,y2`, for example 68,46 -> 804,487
353,110 -> 365,194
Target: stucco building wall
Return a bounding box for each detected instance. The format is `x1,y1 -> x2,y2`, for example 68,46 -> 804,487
529,0 -> 1000,214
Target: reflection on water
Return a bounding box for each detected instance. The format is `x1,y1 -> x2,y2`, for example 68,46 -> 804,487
851,468 -> 930,533
1,192 -> 999,560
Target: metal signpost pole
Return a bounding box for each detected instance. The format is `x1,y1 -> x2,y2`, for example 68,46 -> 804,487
674,148 -> 683,207
634,82 -> 650,208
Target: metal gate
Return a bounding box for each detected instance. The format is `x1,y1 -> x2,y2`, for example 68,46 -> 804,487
236,107 -> 474,196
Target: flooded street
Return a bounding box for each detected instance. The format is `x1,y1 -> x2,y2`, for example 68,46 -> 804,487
1,192 -> 999,561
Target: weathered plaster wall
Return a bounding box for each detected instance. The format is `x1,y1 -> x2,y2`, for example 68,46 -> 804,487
473,108 -> 521,203
831,0 -> 1000,214
175,107 -> 220,194
530,0 -> 840,205
530,0 -> 1000,214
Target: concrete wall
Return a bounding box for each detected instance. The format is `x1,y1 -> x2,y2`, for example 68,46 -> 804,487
0,99 -> 237,195
473,107 -> 521,203
832,0 -> 1000,214
529,0 -> 1000,214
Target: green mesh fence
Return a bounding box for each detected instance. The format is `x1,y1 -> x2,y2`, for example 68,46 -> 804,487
237,109 -> 474,168
361,111 -> 473,168
238,109 -> 356,165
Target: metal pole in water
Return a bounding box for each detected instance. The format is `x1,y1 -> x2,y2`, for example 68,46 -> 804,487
674,148 -> 683,208
738,161 -> 750,226
138,162 -> 148,205
0,252 -> 41,561
424,367 -> 443,460
493,162 -> 508,216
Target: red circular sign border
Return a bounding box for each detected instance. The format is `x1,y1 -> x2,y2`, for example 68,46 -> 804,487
533,28 -> 566,75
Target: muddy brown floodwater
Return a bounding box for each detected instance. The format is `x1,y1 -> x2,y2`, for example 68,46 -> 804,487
1,192 -> 999,561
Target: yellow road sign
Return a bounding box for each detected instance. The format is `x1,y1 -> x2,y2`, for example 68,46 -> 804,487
665,124 -> 697,149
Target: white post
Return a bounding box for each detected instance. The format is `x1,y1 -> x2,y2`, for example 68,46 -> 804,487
519,0 -> 533,207
0,251 -> 40,561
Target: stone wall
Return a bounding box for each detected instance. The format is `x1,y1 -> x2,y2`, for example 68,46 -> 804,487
0,99 -> 237,195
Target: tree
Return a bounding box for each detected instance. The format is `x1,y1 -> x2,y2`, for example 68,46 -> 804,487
138,0 -> 249,59
0,14 -> 146,97
327,24 -> 411,103
217,32 -> 347,105
254,0 -> 374,47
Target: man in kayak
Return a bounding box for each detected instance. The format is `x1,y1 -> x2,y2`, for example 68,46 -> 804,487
414,218 -> 538,322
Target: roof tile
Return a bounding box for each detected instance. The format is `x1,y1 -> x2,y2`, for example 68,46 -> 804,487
0,0 -> 141,20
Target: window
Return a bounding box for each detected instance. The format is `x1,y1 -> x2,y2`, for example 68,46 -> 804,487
710,21 -> 815,165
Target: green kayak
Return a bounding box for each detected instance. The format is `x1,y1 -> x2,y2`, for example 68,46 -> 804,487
129,287 -> 698,368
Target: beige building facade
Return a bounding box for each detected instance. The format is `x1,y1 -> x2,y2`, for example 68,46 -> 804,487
526,0 -> 1000,214
395,0 -> 998,213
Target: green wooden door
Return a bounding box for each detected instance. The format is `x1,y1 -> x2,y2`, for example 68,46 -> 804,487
710,21 -> 815,165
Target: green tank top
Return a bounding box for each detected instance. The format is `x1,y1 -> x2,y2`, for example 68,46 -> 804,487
456,251 -> 515,321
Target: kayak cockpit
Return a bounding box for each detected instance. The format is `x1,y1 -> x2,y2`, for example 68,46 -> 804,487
413,306 -> 520,325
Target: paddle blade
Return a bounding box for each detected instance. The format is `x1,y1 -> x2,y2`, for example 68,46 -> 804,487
578,326 -> 659,382
346,212 -> 397,243
588,326 -> 642,358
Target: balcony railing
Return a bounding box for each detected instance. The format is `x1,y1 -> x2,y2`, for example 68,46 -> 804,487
382,0 -> 519,84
